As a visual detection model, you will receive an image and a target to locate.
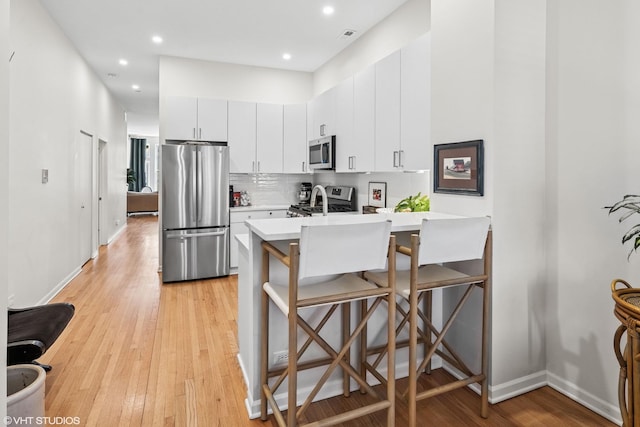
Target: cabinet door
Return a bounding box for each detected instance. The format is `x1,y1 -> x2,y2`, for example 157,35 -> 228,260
256,103 -> 283,173
228,101 -> 257,173
352,65 -> 375,172
198,98 -> 228,142
401,33 -> 431,171
283,104 -> 308,173
314,88 -> 336,138
165,96 -> 198,140
334,77 -> 354,172
374,50 -> 401,172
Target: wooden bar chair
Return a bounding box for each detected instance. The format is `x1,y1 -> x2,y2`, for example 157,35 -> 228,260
362,217 -> 492,427
260,220 -> 396,426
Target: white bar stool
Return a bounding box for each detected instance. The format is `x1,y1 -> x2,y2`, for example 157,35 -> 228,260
260,220 -> 396,426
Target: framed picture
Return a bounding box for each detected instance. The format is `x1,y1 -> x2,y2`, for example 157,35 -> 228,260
433,140 -> 484,196
368,181 -> 387,208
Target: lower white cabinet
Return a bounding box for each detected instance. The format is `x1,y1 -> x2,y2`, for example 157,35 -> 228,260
230,209 -> 287,269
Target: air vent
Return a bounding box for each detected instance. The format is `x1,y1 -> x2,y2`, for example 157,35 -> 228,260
338,29 -> 357,40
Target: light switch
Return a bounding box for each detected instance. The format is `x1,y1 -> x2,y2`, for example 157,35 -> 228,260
42,169 -> 48,184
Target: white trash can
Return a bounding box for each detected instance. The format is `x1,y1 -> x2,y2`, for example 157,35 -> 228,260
7,364 -> 46,424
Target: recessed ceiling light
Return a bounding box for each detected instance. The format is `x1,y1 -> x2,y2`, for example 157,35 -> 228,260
151,35 -> 163,44
282,53 -> 291,60
323,5 -> 335,15
118,58 -> 128,66
132,84 -> 141,91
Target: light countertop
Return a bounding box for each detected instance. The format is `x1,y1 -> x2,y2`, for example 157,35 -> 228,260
245,211 -> 463,241
230,204 -> 290,213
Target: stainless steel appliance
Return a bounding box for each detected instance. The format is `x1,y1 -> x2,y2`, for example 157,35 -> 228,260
162,142 -> 230,282
297,182 -> 312,204
287,185 -> 357,217
308,135 -> 335,170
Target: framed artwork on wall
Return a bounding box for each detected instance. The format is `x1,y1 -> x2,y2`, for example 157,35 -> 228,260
368,181 -> 387,208
433,139 -> 484,196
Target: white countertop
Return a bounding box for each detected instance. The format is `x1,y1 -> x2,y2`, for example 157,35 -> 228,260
246,211 -> 463,241
230,204 -> 290,213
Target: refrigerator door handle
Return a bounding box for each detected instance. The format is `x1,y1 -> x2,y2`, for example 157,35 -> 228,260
166,230 -> 227,239
196,148 -> 202,222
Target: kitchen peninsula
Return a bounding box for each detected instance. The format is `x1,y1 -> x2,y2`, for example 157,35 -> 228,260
236,211 -> 466,418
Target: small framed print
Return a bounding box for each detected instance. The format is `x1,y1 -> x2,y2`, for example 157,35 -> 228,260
368,181 -> 387,208
433,140 -> 484,196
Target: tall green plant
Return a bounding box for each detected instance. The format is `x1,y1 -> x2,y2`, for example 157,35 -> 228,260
607,194 -> 640,259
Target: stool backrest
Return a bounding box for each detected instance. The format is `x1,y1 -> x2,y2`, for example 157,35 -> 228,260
298,220 -> 392,281
418,217 -> 490,265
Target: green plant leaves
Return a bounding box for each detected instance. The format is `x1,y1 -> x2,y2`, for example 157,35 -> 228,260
394,192 -> 430,212
606,194 -> 640,259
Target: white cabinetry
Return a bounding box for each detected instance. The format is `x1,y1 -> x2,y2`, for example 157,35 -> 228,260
228,101 -> 256,173
400,33 -> 431,171
230,209 -> 287,268
374,51 -> 402,172
283,104 -> 308,173
229,101 -> 284,173
165,96 -> 227,142
308,87 -> 336,140
334,77 -> 354,172
350,66 -> 375,172
256,103 -> 283,173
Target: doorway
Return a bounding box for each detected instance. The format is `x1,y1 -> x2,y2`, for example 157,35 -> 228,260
98,139 -> 108,246
76,131 -> 93,266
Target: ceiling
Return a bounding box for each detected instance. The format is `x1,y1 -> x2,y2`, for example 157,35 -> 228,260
38,0 -> 409,135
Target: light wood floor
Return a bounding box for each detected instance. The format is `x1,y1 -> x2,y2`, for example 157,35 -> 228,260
42,215 -> 616,426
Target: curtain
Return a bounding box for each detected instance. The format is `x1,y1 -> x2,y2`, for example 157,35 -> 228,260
129,138 -> 146,192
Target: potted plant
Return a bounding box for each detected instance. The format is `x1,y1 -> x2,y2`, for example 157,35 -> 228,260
606,194 -> 640,259
127,168 -> 136,190
394,192 -> 430,213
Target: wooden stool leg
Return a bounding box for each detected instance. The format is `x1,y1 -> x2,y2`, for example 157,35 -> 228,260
343,302 -> 351,397
260,288 -> 269,420
360,298 -> 368,394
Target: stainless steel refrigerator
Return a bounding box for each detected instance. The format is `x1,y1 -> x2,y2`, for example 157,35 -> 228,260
162,143 -> 230,282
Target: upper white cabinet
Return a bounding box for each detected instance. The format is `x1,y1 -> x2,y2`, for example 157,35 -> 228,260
229,101 -> 284,173
256,103 -> 283,173
400,33 -> 431,171
308,87 -> 336,140
334,77 -> 354,172
228,101 -> 257,173
283,104 -> 309,173
335,68 -> 376,173
374,51 -> 402,172
165,96 -> 227,142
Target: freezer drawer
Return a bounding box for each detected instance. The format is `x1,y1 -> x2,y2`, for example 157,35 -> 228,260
162,227 -> 229,282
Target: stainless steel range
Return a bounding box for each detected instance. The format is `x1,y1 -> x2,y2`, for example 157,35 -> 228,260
287,185 -> 357,217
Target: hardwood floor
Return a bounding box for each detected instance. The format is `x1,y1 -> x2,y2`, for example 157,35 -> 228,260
43,215 -> 616,426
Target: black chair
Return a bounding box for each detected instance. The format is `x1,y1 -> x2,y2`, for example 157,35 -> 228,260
8,303 -> 75,371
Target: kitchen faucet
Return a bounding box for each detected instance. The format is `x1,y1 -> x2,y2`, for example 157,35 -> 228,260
310,185 -> 328,216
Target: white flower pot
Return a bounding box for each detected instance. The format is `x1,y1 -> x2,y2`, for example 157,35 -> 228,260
7,364 -> 46,424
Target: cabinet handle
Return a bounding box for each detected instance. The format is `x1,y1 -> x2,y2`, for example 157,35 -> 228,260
252,161 -> 255,172
193,128 -> 196,139
348,156 -> 352,170
320,124 -> 326,137
393,151 -> 399,168
302,161 -> 305,172
352,156 -> 356,170
399,150 -> 404,168
257,161 -> 261,172
199,128 -> 202,139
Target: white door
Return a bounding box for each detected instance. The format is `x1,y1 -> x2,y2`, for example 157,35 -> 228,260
98,139 -> 108,245
77,131 -> 93,265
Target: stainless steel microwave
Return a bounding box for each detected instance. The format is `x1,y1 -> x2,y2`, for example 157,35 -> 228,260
308,135 -> 335,170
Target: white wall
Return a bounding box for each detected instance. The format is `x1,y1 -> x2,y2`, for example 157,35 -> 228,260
545,0 -> 640,421
9,0 -> 127,307
0,0 -> 10,417
313,0 -> 430,96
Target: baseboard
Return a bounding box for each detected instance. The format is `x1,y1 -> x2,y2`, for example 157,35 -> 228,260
546,371 -> 622,426
107,222 -> 127,244
39,267 -> 81,305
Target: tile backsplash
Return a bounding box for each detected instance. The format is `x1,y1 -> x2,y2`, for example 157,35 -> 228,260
230,171 -> 431,210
